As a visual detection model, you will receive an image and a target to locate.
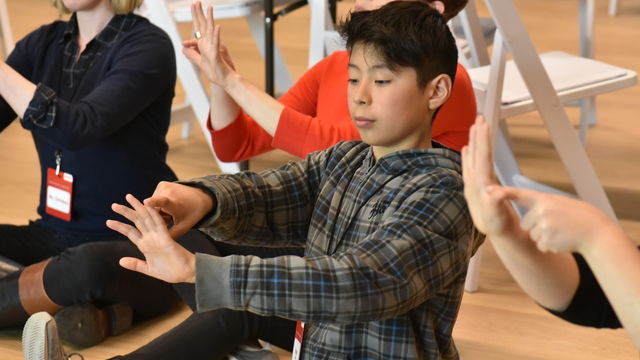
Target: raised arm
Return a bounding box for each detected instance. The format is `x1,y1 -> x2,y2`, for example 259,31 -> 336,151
497,187 -> 640,348
192,175 -> 477,324
1,28 -> 175,150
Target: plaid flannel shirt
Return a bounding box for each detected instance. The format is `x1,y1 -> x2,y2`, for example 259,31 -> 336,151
189,141 -> 482,359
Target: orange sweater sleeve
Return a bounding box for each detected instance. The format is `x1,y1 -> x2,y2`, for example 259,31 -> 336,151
208,52 -> 356,162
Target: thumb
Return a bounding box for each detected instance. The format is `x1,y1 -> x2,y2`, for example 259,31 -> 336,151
167,222 -> 190,240
182,47 -> 201,65
119,257 -> 151,277
144,196 -> 170,209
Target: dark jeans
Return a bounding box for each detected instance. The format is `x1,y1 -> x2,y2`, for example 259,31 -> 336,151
121,230 -> 303,360
0,222 -> 179,323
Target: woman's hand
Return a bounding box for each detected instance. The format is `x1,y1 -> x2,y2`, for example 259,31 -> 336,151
182,1 -> 237,88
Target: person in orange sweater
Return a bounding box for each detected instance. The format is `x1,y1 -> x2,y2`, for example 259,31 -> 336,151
183,0 -> 475,162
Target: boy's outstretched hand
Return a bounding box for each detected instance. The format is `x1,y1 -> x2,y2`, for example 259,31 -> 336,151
107,194 -> 196,284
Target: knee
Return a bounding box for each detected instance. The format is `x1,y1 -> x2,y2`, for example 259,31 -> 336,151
46,241 -> 137,290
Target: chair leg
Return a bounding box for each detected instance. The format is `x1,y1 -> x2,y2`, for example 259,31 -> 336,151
579,97 -> 596,146
464,244 -> 484,293
609,0 -> 619,16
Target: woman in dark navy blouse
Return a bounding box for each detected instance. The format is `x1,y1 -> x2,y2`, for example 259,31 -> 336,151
0,0 -> 181,346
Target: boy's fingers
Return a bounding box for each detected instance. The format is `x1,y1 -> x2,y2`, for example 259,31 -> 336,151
124,194 -> 153,232
106,220 -> 142,243
144,195 -> 170,210
147,206 -> 171,235
111,203 -> 140,223
119,257 -> 149,276
168,223 -> 190,240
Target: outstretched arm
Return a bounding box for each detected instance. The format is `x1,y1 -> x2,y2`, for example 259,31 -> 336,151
107,194 -> 197,284
497,187 -> 640,348
461,116 -> 580,311
182,2 -> 284,135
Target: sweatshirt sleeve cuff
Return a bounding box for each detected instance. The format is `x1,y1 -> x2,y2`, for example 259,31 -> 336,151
195,253 -> 234,312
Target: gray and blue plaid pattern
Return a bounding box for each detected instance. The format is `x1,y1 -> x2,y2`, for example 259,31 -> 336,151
192,141 -> 483,359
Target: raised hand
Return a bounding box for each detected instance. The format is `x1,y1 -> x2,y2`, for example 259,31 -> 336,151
461,116 -> 521,239
107,194 -> 196,283
143,181 -> 215,239
182,1 -> 237,87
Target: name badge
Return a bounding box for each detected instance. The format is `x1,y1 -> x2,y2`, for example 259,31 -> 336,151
45,168 -> 74,222
291,321 -> 305,360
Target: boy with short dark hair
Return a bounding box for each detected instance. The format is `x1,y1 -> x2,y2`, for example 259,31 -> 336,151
24,2 -> 482,359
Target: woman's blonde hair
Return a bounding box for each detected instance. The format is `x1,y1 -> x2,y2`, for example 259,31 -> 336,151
51,0 -> 144,15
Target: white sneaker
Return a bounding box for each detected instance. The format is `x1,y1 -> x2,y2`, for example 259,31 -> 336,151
22,312 -> 84,360
226,343 -> 280,360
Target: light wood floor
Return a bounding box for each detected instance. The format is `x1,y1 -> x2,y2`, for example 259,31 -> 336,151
1,0 -> 639,359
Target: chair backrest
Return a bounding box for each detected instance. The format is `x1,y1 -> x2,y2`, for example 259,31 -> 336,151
307,0 -> 343,68
479,0 -> 619,220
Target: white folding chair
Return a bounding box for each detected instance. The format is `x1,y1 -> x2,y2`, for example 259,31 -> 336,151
0,0 -> 14,58
307,0 -> 343,68
463,0 -> 636,292
142,0 -> 296,173
609,0 -> 620,16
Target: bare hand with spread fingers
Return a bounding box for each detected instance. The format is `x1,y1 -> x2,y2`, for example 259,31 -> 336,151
107,194 -> 197,284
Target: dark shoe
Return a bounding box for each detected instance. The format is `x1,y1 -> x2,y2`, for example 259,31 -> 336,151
227,343 -> 280,360
22,312 -> 84,360
0,255 -> 22,279
54,303 -> 133,347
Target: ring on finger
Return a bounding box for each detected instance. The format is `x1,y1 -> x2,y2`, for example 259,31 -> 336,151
194,31 -> 202,39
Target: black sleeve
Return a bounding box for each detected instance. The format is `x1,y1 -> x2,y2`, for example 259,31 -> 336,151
545,253 -> 621,329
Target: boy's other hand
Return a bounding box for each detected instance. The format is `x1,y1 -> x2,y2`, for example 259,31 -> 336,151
143,181 -> 215,239
107,194 -> 196,284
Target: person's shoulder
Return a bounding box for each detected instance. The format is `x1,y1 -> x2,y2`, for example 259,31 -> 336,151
306,140 -> 367,170
326,140 -> 368,158
114,14 -> 174,56
310,50 -> 349,72
18,19 -> 67,44
402,149 -> 464,189
122,14 -> 170,39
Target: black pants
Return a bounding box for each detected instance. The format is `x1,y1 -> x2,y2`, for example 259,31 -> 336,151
121,230 -> 302,360
0,221 -> 179,323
